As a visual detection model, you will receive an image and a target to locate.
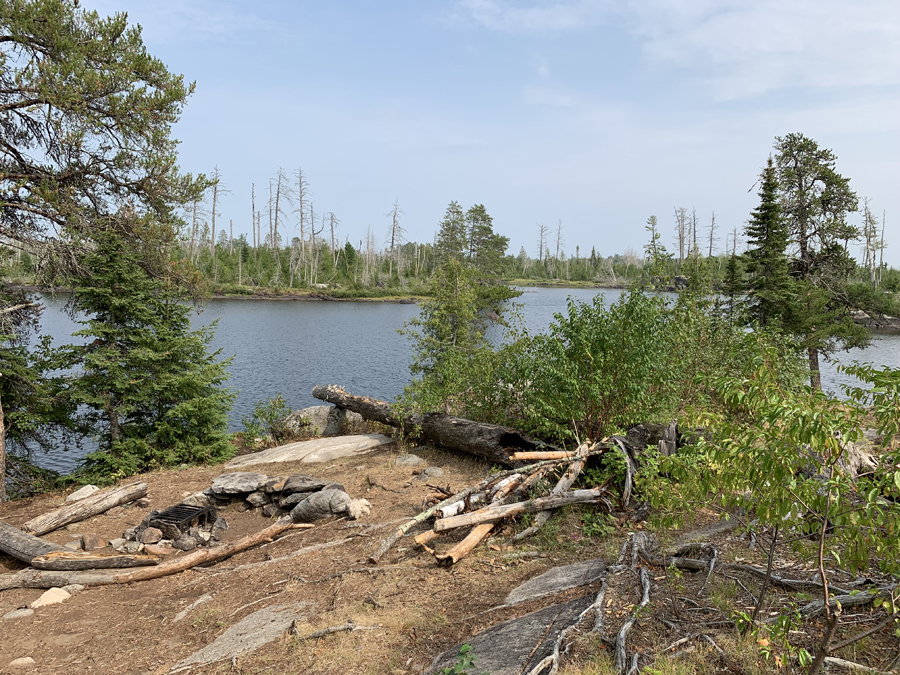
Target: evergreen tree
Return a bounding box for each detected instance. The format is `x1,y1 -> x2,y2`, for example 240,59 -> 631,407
434,201 -> 467,263
55,234 -> 235,480
743,157 -> 793,329
722,254 -> 744,323
774,134 -> 870,388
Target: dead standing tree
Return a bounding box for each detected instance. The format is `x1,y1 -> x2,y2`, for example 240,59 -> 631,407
386,200 -> 405,280
674,206 -> 688,267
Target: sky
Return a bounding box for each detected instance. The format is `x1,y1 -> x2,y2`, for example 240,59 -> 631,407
83,0 -> 900,264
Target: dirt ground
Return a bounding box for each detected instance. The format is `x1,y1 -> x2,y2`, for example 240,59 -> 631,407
2,439 -> 899,675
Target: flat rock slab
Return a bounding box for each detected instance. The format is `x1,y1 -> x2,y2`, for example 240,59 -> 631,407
427,596 -> 592,675
225,434 -> 394,468
170,604 -> 306,672
211,472 -> 270,495
504,559 -> 607,607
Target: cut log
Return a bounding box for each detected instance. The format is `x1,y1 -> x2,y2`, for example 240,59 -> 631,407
0,516 -> 299,591
31,550 -> 160,571
513,443 -> 591,541
0,522 -> 70,563
435,523 -> 496,564
434,487 -> 610,532
510,451 -> 574,461
21,482 -> 148,536
312,385 -> 556,466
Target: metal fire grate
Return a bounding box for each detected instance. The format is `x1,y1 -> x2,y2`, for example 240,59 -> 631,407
149,504 -> 216,531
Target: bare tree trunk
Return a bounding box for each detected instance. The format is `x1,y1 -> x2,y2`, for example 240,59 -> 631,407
229,219 -> 233,255
809,346 -> 822,390
210,166 -> 220,260
555,220 -> 564,279
707,211 -> 716,257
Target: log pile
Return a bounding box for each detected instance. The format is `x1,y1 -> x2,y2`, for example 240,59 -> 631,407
371,441 -> 639,565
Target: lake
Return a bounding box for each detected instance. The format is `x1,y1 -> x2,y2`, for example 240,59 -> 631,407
28,287 -> 900,473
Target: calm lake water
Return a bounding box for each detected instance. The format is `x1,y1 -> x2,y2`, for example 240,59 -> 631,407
28,286 -> 900,473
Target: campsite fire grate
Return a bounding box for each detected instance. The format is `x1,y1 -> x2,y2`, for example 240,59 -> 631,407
148,504 -> 217,532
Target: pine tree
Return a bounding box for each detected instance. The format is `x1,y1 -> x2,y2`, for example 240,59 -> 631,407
56,234 -> 235,480
743,157 -> 793,329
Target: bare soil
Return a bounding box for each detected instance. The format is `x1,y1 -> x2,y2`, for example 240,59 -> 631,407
2,440 -> 899,675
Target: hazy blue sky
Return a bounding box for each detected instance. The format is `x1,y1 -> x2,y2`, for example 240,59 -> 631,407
85,0 -> 899,263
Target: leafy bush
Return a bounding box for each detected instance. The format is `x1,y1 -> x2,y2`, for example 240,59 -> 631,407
241,394 -> 292,444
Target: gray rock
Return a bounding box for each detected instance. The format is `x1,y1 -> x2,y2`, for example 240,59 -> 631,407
109,538 -> 127,550
396,453 -> 426,466
414,466 -> 445,480
281,406 -> 363,437
80,533 -> 106,550
346,499 -> 372,520
261,504 -> 283,518
173,536 -> 198,551
260,476 -> 286,493
182,491 -> 213,508
122,541 -> 142,554
2,608 -> 34,621
122,527 -> 138,541
171,604 -> 307,671
134,497 -> 151,508
60,584 -> 85,594
211,516 -> 228,541
246,491 -> 269,507
225,434 -> 394,468
504,559 -> 607,606
211,472 -> 270,495
289,489 -> 352,523
282,474 -> 329,495
279,492 -> 314,508
323,481 -> 345,492
141,527 -> 163,544
427,597 -> 593,675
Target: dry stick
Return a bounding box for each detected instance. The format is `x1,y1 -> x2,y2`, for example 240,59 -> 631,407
434,488 -> 608,533
510,451 -> 574,461
722,574 -> 758,607
750,524 -> 779,626
723,562 -> 851,595
700,546 -> 717,592
292,621 -> 381,641
612,438 -> 636,506
513,443 -> 591,542
625,654 -> 639,675
368,458 -> 569,563
700,634 -> 726,658
830,609 -> 900,652
821,657 -> 894,674
229,537 -> 353,572
615,567 -> 651,674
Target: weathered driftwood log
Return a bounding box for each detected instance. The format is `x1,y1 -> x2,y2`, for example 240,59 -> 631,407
31,550 -> 160,571
434,487 -> 609,532
21,481 -> 148,536
311,385 -> 556,466
0,522 -> 70,563
0,517 -> 300,591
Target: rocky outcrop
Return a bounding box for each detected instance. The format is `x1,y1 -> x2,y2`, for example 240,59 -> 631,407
281,405 -> 364,437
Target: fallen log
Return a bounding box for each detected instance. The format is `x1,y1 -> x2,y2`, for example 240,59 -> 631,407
21,481 -> 148,536
0,522 -> 70,563
0,516 -> 301,591
31,550 -> 160,571
434,487 -> 610,533
312,385 -> 556,466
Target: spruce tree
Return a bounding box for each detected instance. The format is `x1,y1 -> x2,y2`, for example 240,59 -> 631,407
56,234 -> 235,480
743,157 -> 793,330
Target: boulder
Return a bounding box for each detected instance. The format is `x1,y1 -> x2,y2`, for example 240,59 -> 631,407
173,535 -> 198,551
211,472 -> 270,495
290,489 -> 352,523
281,405 -> 363,437
182,491 -> 214,508
80,533 -> 107,550
280,492 -> 314,508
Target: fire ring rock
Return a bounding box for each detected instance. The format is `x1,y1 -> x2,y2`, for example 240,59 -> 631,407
210,472 -> 270,495
289,489 -> 352,523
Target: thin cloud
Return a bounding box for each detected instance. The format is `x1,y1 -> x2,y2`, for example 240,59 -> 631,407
455,0 -> 900,98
